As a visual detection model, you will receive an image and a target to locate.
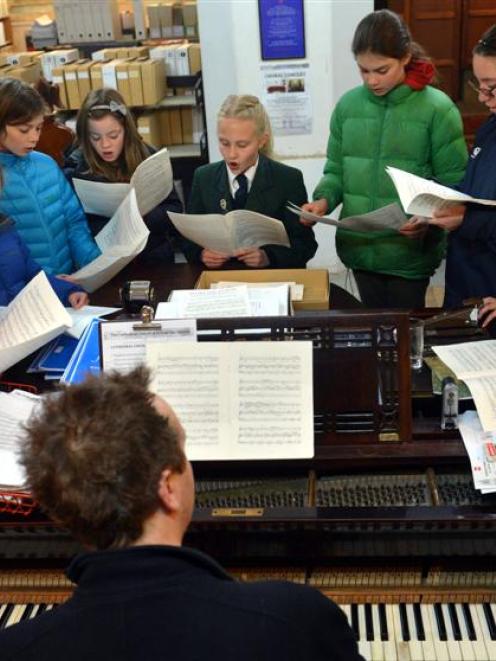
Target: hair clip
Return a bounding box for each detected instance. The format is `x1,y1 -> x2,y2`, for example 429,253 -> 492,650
89,100 -> 127,116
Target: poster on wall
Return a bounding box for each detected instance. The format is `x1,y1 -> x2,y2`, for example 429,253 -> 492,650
258,0 -> 305,60
261,63 -> 312,136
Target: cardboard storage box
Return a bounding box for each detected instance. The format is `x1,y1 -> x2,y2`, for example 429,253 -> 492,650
195,269 -> 330,311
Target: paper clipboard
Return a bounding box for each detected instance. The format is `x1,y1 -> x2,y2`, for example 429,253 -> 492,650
99,309 -> 197,373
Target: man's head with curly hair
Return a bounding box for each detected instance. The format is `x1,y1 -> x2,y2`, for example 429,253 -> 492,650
21,366 -> 194,549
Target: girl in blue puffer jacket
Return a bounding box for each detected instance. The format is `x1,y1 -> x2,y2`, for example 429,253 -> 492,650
0,77 -> 100,276
0,214 -> 88,308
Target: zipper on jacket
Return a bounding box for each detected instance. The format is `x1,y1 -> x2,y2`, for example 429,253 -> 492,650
371,100 -> 387,212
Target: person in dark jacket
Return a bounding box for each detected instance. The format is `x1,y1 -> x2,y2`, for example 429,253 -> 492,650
183,94 -> 317,269
430,25 -> 496,308
0,367 -> 362,661
0,214 -> 88,308
64,88 -> 183,264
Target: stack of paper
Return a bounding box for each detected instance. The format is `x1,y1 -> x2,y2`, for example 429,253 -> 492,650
0,390 -> 40,489
157,284 -> 290,319
71,188 -> 150,293
433,340 -> 496,494
0,272 -> 72,374
458,411 -> 496,494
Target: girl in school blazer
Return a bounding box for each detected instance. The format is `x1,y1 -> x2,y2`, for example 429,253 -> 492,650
182,94 -> 317,269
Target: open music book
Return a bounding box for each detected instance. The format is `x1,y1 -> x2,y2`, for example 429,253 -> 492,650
286,202 -> 408,231
70,188 -> 149,292
168,210 -> 290,254
0,271 -> 72,374
433,340 -> 496,432
148,340 -> 314,461
73,147 -> 173,217
386,166 -> 496,217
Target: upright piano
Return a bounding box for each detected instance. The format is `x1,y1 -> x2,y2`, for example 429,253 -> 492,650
1,264 -> 495,660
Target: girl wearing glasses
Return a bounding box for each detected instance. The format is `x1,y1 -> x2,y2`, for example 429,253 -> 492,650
0,77 -> 100,276
430,25 -> 496,310
64,88 -> 182,264
301,9 -> 467,308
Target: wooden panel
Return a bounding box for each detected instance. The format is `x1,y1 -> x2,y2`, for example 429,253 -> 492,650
461,0 -> 496,68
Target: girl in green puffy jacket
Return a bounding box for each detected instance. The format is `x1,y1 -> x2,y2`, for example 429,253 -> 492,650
302,9 -> 467,309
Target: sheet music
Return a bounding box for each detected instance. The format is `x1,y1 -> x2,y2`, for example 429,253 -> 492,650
148,341 -> 314,461
130,148 -> 173,216
66,305 -> 120,339
211,280 -> 304,301
168,209 -> 290,254
73,147 -> 173,218
0,272 -> 72,373
0,390 -> 41,488
386,166 -> 496,217
287,202 -> 408,231
433,340 -> 496,432
71,190 -> 149,292
169,286 -> 251,318
73,178 -> 130,218
100,319 -> 197,372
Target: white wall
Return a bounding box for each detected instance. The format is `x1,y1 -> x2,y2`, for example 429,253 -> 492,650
197,0 -> 373,269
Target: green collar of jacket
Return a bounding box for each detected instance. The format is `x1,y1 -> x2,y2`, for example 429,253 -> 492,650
364,83 -> 416,106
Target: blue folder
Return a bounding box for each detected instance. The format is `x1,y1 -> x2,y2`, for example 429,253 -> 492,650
61,318 -> 102,384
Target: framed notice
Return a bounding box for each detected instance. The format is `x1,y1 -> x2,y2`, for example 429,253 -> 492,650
258,0 -> 305,61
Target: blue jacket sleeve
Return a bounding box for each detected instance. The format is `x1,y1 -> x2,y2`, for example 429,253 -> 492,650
17,230 -> 85,306
56,166 -> 101,270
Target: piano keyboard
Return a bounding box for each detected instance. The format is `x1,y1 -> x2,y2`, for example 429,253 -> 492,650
0,597 -> 495,660
339,601 -> 496,661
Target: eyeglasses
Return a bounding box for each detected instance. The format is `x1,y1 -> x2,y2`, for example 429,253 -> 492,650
468,78 -> 496,98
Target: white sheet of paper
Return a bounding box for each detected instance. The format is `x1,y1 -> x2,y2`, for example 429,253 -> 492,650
65,305 -> 120,339
287,202 -> 408,231
100,318 -> 197,372
71,190 -> 149,292
73,178 -> 131,218
148,341 -> 314,461
0,390 -> 40,488
73,147 -> 173,218
211,280 -> 304,302
0,272 -> 72,373
169,286 -> 252,318
168,209 -> 290,254
386,166 -> 496,217
433,341 -> 496,432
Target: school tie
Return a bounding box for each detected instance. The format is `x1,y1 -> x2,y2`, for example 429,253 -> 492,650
233,173 -> 248,209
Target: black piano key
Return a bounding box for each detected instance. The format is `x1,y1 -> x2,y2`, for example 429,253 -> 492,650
413,602 -> 426,641
350,604 -> 359,641
434,602 -> 448,641
37,603 -> 47,614
462,603 -> 477,641
364,603 -> 374,641
378,603 -> 389,641
20,604 -> 34,621
448,602 -> 462,641
399,602 -> 410,641
0,604 -> 14,629
482,602 -> 496,641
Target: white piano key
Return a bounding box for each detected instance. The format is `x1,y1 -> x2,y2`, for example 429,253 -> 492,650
405,604 -> 424,660
454,603 -> 477,661
441,602 -> 462,661
29,604 -> 40,619
371,605 -> 385,661
384,604 -> 399,661
391,604 -> 411,661
340,603 -> 351,624
426,604 -> 450,661
358,604 -> 372,661
468,604 -> 490,661
45,604 -> 54,611
5,604 -> 26,627
0,604 -> 7,621
419,604 -> 437,661
475,604 -> 496,659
